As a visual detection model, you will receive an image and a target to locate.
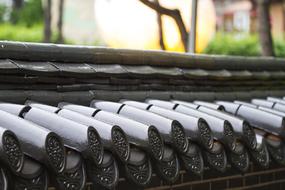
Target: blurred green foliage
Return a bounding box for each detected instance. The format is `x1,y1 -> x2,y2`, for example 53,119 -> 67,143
0,5 -> 6,23
0,0 -> 73,44
203,33 -> 261,56
274,40 -> 285,58
204,33 -> 285,57
10,0 -> 43,26
0,23 -> 42,42
0,23 -> 59,43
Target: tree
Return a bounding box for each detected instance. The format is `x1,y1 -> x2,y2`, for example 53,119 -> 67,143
56,0 -> 65,43
154,0 -> 166,50
139,0 -> 188,51
43,0 -> 52,43
12,0 -> 24,10
257,0 -> 275,56
10,0 -> 24,23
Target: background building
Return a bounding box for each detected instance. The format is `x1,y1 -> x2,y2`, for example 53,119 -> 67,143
51,0 -> 100,44
214,0 -> 285,39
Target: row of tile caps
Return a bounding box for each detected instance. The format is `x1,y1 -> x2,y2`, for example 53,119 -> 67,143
0,97 -> 284,190
0,41 -> 285,189
0,42 -> 285,94
1,41 -> 285,70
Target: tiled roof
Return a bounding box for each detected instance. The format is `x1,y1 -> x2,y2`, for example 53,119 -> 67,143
0,41 -> 285,190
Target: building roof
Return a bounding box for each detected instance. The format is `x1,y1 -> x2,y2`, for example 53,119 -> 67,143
0,41 -> 284,190
0,41 -> 285,104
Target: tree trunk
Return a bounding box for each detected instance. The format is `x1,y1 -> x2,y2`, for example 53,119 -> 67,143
11,0 -> 23,24
154,0 -> 165,50
12,0 -> 23,10
57,0 -> 65,43
139,0 -> 188,51
43,0 -> 52,43
257,0 -> 275,56
282,0 -> 285,39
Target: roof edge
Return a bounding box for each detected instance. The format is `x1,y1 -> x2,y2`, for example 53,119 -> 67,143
0,41 -> 285,71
